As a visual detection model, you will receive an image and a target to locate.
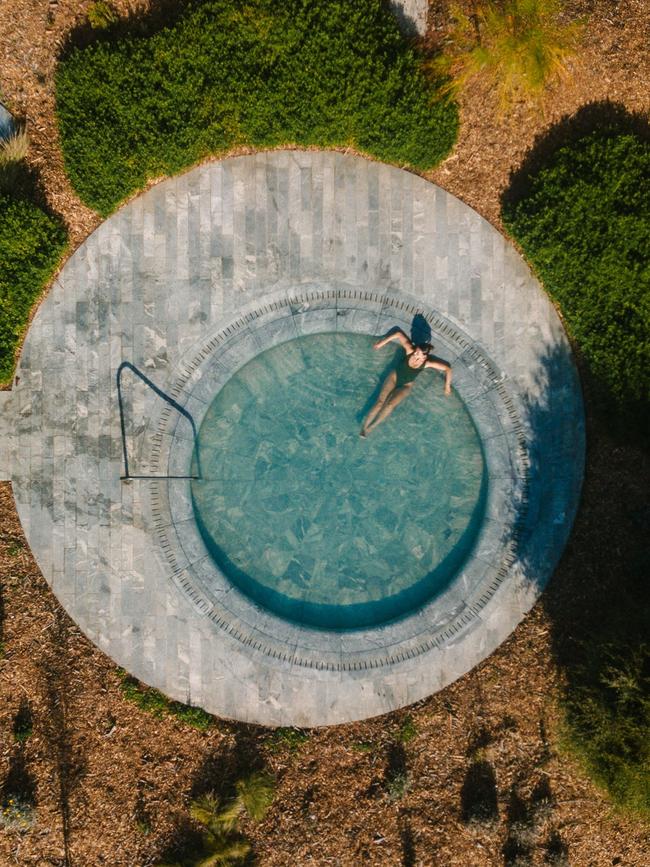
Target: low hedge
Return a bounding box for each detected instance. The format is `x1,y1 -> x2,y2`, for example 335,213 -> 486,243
0,193 -> 67,384
56,0 -> 458,216
503,114 -> 650,816
502,124 -> 650,416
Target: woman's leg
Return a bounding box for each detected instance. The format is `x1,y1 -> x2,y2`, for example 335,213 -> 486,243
364,385 -> 412,434
361,371 -> 397,435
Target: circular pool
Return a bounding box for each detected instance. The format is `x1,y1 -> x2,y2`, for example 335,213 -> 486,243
3,151 -> 585,726
190,332 -> 486,629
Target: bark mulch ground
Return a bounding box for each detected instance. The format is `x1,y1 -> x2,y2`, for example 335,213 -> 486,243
0,1 -> 649,864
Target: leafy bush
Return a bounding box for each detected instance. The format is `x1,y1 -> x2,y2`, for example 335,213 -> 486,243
502,123 -> 650,415
56,0 -> 458,215
561,644 -> 650,817
117,670 -> 214,730
0,192 -> 67,384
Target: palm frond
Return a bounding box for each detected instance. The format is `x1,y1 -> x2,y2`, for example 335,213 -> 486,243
190,793 -> 222,829
236,772 -> 276,822
195,837 -> 251,867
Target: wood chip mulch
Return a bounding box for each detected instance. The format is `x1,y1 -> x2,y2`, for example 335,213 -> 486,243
0,2 -> 649,865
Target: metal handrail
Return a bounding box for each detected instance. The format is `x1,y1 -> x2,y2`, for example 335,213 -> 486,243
116,361 -> 201,480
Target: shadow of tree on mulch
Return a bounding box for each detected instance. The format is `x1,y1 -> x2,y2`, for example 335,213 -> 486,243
157,725 -> 267,866
37,608 -> 88,867
1,744 -> 37,807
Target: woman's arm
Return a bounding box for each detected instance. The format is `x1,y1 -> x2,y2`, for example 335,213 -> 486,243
373,328 -> 412,351
426,359 -> 452,395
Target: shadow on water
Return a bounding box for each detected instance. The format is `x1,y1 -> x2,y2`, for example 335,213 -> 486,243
192,461 -> 487,630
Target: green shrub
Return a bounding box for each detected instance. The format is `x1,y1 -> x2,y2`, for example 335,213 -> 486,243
0,193 -> 67,384
502,124 -> 650,414
561,643 -> 650,818
265,726 -> 309,753
87,1 -> 119,30
56,0 -> 458,215
117,670 -> 214,730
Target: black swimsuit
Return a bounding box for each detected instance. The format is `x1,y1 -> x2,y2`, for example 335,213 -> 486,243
395,351 -> 426,387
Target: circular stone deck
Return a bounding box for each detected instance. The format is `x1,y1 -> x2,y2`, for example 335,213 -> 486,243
0,151 -> 584,727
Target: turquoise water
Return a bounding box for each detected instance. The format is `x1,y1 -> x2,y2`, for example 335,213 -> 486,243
191,332 -> 486,630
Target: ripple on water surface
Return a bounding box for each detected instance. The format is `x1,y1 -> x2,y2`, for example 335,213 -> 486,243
191,332 -> 487,629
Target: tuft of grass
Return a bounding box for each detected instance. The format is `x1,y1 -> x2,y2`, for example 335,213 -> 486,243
0,129 -> 29,163
87,1 -> 119,30
56,0 -> 458,216
265,726 -> 309,753
12,701 -> 33,743
397,714 -> 417,743
430,0 -> 582,113
117,670 -> 214,731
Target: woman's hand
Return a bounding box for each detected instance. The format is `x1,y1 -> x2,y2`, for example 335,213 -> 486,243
373,339 -> 385,350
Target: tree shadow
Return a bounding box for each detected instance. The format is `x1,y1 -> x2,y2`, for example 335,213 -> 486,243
37,610 -> 87,866
514,334 -> 649,813
190,724 -> 266,803
501,100 -> 650,214
399,819 -> 416,867
59,0 -> 195,61
1,745 -> 36,807
460,759 -> 498,825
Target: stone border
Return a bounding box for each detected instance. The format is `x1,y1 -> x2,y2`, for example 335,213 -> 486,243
143,287 -> 527,671
0,151 -> 584,726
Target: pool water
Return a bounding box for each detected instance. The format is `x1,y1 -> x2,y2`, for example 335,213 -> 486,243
191,332 -> 486,630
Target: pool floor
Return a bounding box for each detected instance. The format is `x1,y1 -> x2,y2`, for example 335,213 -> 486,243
191,333 -> 486,629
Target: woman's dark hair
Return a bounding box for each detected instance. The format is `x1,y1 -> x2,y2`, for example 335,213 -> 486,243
416,342 -> 432,353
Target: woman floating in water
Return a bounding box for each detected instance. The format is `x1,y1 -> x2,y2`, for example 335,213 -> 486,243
360,328 -> 452,437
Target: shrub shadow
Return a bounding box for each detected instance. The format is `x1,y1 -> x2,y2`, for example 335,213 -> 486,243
501,100 -> 650,213
513,334 -> 648,813
59,0 -> 194,61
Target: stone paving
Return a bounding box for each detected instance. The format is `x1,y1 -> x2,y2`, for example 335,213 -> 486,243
389,0 -> 428,36
0,151 -> 584,726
